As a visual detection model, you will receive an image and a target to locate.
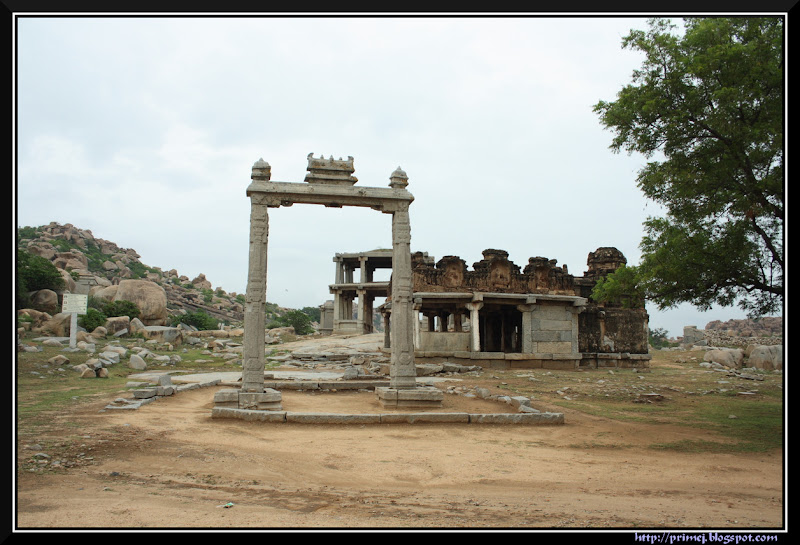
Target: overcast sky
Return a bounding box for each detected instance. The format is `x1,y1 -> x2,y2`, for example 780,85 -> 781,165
14,14 -> 775,337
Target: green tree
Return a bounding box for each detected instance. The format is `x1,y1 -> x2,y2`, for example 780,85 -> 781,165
590,264 -> 646,309
273,309 -> 315,336
299,306 -> 321,323
648,327 -> 672,349
594,17 -> 784,317
17,249 -> 65,302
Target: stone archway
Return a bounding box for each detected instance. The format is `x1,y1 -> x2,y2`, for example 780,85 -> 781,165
238,154 -> 441,410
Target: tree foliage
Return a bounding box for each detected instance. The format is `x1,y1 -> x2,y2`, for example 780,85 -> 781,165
648,327 -> 673,349
591,264 -> 646,309
594,17 -> 784,317
17,249 -> 65,295
169,310 -> 220,331
272,309 -> 315,336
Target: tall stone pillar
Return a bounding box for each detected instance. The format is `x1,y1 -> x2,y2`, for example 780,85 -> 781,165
389,202 -> 416,389
356,288 -> 367,332
413,305 -> 421,349
359,255 -> 368,283
517,303 -> 536,354
381,167 -> 414,390
242,159 -> 271,393
466,301 -> 484,352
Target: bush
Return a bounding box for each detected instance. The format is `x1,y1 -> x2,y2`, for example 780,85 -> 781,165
101,299 -> 140,320
169,310 -> 219,331
272,309 -> 315,336
78,308 -> 107,331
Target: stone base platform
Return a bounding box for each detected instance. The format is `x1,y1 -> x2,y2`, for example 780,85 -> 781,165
213,388 -> 283,411
410,351 -> 652,370
374,386 -> 443,408
211,407 -> 565,425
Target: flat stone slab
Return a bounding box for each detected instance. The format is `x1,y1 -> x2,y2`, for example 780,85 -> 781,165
210,408 -> 565,425
285,412 -> 382,424
375,386 -> 444,408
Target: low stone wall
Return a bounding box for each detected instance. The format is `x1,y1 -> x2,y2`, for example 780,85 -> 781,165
704,331 -> 782,348
210,407 -> 565,425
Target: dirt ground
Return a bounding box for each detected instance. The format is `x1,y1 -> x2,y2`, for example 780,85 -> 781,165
15,375 -> 784,531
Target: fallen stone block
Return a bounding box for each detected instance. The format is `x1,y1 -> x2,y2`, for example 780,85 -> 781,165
132,388 -> 157,399
156,385 -> 175,396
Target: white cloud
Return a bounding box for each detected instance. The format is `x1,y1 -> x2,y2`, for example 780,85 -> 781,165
14,15 -> 766,338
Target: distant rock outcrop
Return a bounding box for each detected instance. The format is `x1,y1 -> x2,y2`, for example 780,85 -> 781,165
17,222 -> 245,329
705,317 -> 783,339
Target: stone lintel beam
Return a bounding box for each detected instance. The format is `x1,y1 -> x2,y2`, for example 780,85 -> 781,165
247,181 -> 413,210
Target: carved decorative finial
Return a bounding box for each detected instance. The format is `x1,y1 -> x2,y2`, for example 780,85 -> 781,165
389,166 -> 408,189
304,153 -> 358,185
251,158 -> 271,181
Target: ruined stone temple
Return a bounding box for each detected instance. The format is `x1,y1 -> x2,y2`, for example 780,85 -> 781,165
323,249 -> 433,336
376,246 -> 651,370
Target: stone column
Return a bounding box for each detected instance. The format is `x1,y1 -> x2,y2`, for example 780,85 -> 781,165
356,288 -> 367,332
413,307 -> 421,349
466,301 -> 484,352
517,304 -> 536,354
242,160 -> 271,393
568,303 -> 585,354
334,256 -> 344,284
388,170 -> 416,390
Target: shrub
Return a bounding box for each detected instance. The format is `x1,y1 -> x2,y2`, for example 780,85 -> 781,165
101,299 -> 140,320
272,309 -> 315,336
169,310 -> 219,331
78,308 -> 107,331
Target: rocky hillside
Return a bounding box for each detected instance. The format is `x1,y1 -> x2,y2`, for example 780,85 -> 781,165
705,317 -> 783,338
17,222 -> 247,325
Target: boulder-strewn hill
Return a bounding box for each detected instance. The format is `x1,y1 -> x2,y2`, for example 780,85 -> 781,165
17,222 -> 246,325
705,317 -> 783,338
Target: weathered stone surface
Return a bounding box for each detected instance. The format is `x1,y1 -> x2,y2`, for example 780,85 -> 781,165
48,354 -> 70,366
703,348 -> 745,369
380,413 -> 469,424
99,351 -> 121,364
113,280 -> 168,326
285,413 -> 381,424
40,313 -> 73,337
30,289 -> 59,314
104,316 -> 131,336
132,388 -> 157,399
375,386 -> 444,408
129,354 -> 147,370
748,345 -> 783,370
211,407 -> 287,422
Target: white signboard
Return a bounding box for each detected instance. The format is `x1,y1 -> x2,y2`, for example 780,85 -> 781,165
62,293 -> 88,314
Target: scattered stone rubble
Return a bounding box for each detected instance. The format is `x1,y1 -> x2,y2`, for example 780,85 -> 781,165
105,373 -> 222,411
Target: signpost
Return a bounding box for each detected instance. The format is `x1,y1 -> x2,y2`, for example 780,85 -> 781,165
62,293 -> 88,348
